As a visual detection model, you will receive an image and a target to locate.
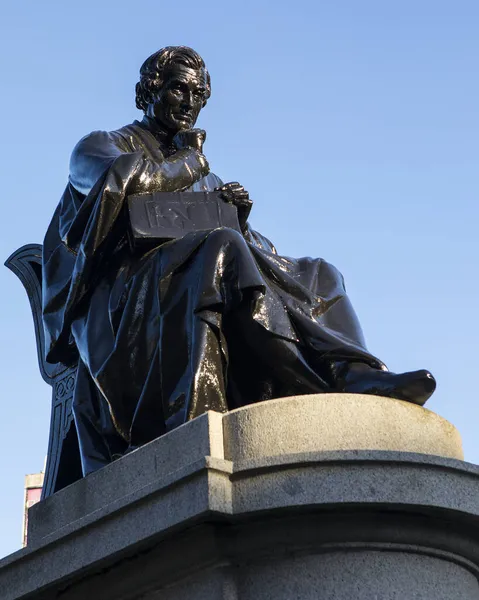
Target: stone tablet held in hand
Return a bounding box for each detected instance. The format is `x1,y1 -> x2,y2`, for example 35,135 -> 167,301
128,191 -> 241,246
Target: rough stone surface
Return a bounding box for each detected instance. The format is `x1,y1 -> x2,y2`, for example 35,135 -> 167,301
0,394 -> 476,600
28,411 -> 225,543
234,552 -> 479,600
146,568 -> 238,600
223,393 -> 464,462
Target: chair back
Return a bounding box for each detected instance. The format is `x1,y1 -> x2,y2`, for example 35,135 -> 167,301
5,244 -> 82,498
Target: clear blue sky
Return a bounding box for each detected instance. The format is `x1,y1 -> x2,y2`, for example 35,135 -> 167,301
0,0 -> 477,558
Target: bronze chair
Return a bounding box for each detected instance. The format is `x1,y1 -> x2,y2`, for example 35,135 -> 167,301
5,244 -> 82,499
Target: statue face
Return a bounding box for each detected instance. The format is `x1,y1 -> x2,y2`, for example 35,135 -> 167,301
147,65 -> 208,133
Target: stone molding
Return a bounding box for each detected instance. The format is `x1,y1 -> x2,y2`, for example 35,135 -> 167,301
0,395 -> 476,599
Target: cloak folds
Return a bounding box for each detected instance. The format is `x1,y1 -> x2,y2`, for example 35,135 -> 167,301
43,119 -> 384,475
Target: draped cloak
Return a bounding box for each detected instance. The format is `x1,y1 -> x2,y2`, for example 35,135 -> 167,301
42,118 -> 384,475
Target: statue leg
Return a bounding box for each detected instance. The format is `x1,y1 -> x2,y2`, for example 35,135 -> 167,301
73,361 -> 127,476
162,310 -> 228,432
225,299 -> 331,400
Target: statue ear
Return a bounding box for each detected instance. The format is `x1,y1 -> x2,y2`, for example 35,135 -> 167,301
136,80 -> 160,111
135,82 -> 151,112
143,84 -> 155,107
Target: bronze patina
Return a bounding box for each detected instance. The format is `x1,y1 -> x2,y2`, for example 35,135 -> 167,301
40,46 -> 435,477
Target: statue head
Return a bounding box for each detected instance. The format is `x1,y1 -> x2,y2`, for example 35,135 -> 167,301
135,46 -> 211,134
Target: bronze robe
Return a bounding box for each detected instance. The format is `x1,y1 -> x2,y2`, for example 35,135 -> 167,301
43,118 -> 383,475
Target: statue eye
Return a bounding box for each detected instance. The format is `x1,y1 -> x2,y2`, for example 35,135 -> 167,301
169,83 -> 184,93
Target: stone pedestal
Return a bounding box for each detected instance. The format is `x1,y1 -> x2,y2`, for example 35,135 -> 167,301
1,394 -> 478,599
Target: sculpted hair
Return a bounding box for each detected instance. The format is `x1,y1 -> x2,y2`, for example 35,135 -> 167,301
135,46 -> 211,112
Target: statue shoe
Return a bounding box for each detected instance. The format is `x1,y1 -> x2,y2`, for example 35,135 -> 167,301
335,361 -> 436,406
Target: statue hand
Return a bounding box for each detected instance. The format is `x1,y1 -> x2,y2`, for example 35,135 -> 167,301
215,182 -> 252,231
173,128 -> 206,153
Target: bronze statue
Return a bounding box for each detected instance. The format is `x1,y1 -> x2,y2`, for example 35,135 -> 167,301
41,46 -> 436,476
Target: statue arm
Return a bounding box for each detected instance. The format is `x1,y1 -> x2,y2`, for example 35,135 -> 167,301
69,130 -> 209,197
128,149 -> 209,195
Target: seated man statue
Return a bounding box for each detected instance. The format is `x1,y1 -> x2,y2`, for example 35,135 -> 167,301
42,46 -> 436,475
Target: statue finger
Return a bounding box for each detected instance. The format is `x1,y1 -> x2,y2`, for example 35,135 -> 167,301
219,191 -> 234,203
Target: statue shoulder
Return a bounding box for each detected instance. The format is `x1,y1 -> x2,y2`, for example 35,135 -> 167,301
69,128 -> 132,196
71,128 -> 131,161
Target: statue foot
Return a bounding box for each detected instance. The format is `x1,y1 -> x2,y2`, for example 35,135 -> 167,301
336,362 -> 436,406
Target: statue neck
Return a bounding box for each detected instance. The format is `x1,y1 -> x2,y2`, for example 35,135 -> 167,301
140,115 -> 174,145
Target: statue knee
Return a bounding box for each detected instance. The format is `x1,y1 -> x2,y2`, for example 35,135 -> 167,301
205,227 -> 246,248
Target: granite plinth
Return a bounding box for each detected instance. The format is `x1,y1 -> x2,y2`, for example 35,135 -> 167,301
223,393 -> 464,461
0,394 -> 477,600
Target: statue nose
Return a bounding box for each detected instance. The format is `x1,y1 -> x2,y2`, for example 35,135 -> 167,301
181,92 -> 193,107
